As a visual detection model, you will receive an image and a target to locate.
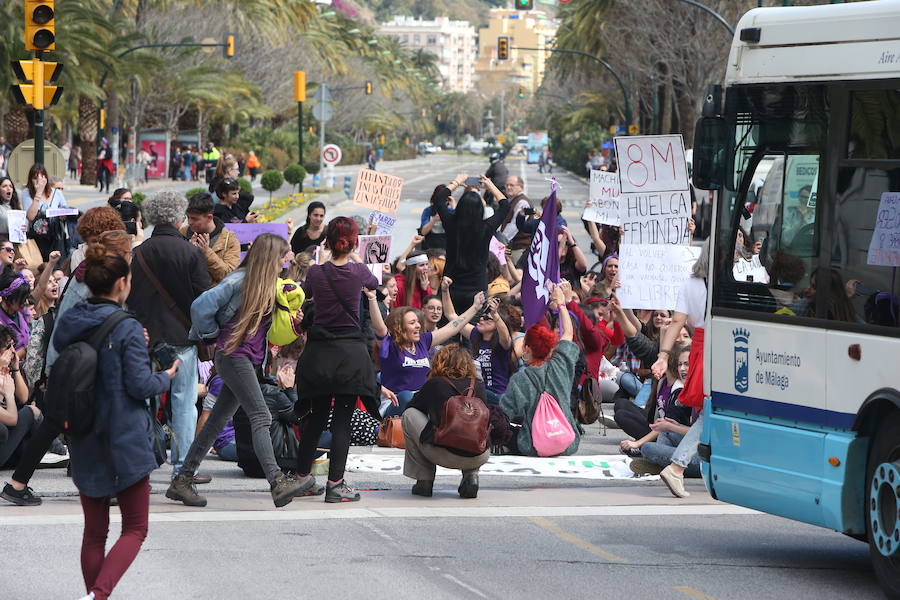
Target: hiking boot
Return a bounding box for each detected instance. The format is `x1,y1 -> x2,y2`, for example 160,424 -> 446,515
166,472 -> 207,507
411,480 -> 433,497
629,458 -> 664,476
458,471 -> 479,499
288,473 -> 325,497
325,479 -> 360,503
270,472 -> 309,507
659,465 -> 690,498
1,483 -> 42,506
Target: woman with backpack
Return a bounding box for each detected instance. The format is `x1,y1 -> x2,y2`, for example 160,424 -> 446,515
167,233 -> 313,509
51,240 -> 178,600
402,344 -> 491,499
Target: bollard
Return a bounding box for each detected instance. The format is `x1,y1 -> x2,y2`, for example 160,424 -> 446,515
343,175 -> 352,199
326,165 -> 335,189
312,173 -> 321,190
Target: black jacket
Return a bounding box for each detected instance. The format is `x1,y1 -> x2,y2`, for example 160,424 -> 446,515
128,224 -> 211,346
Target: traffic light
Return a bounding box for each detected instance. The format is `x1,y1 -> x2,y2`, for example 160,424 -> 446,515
99,108 -> 106,130
25,1 -> 55,51
364,80 -> 373,95
517,87 -> 526,99
294,71 -> 306,102
628,124 -> 639,135
224,34 -> 235,58
515,0 -> 534,9
497,36 -> 509,61
10,59 -> 64,109
379,134 -> 385,145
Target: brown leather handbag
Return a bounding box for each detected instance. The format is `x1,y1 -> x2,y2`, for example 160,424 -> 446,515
376,416 -> 406,449
434,378 -> 490,455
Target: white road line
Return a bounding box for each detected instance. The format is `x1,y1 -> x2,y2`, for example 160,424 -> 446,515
0,503 -> 760,527
441,574 -> 490,599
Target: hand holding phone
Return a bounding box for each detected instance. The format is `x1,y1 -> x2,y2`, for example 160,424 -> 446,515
465,176 -> 481,188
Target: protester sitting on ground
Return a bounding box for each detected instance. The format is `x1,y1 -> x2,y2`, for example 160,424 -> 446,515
213,178 -> 256,224
420,294 -> 446,333
286,250 -> 314,285
443,284 -> 513,406
486,253 -> 510,298
591,253 -> 619,299
498,283 -> 580,456
33,263 -> 61,318
376,273 -> 399,319
402,344 -> 491,499
68,206 -> 126,272
0,269 -> 34,358
433,174 -> 509,314
378,291 -> 487,418
0,323 -> 37,471
183,192 -> 241,285
500,301 -> 527,365
427,250 -> 445,292
395,243 -> 433,309
584,221 -> 621,261
52,241 -> 177,600
291,201 -> 326,254
563,291 -> 624,389
168,234 -> 310,509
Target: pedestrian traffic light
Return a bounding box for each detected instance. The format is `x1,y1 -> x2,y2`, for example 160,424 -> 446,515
515,0 -> 534,9
628,124 -> 639,135
379,134 -> 385,144
224,34 -> 235,58
517,87 -> 526,99
364,80 -> 373,95
497,36 -> 510,60
25,1 -> 56,51
294,71 -> 306,103
10,59 -> 64,110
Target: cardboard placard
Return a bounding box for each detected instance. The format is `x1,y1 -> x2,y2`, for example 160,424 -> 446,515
7,210 -> 27,244
489,236 -> 507,266
358,234 -> 392,265
583,170 -> 621,225
616,244 -> 701,310
868,191 -> 900,267
368,210 -> 396,235
618,190 -> 692,245
614,134 -> 689,194
352,168 -> 403,215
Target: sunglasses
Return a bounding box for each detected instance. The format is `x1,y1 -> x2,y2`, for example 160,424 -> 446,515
1,246 -> 14,253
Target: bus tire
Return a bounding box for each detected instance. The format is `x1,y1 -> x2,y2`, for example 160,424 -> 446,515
867,410 -> 900,598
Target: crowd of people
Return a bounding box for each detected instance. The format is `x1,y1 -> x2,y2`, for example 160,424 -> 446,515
0,156 -> 712,600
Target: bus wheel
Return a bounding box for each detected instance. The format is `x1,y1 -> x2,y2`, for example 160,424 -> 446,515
867,411 -> 900,598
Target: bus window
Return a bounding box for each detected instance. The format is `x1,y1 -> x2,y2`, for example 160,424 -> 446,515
847,90 -> 900,160
831,166 -> 900,327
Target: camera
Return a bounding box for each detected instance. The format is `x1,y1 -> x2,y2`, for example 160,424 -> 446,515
523,207 -> 536,216
150,342 -> 178,370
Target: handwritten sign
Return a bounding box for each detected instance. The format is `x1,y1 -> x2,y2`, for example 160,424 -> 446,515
618,190 -> 692,245
733,255 -> 770,283
358,234 -> 392,264
614,135 -> 688,194
616,244 -> 701,311
368,210 -> 396,235
868,192 -> 900,266
489,236 -> 507,266
7,210 -> 27,244
352,169 -> 403,215
583,170 -> 620,225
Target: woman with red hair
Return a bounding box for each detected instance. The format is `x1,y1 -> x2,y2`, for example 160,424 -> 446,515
498,284 -> 581,456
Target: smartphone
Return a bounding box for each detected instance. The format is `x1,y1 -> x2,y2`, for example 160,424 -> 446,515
124,221 -> 137,235
524,207 -> 536,216
465,176 -> 481,188
150,342 -> 177,370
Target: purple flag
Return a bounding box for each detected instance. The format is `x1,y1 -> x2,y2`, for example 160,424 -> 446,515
522,186 -> 560,328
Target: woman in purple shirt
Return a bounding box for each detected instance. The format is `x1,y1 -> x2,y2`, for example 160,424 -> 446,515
295,217 -> 384,503
0,270 -> 32,358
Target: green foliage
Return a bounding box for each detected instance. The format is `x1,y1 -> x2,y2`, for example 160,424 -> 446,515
260,170 -> 284,204
283,164 -> 306,191
132,192 -> 146,210
185,187 -> 207,200
238,178 -> 253,195
304,162 -> 320,176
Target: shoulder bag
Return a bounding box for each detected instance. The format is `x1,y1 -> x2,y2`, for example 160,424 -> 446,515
376,416 -> 405,449
434,378 -> 490,455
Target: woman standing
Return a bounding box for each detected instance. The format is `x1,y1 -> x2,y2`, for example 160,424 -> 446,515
0,176 -> 22,238
290,201 -> 326,254
294,217 -> 382,503
22,164 -> 69,261
167,234 -> 312,508
51,243 -> 178,600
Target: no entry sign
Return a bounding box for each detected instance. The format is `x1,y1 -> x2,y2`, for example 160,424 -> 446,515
322,144 -> 342,166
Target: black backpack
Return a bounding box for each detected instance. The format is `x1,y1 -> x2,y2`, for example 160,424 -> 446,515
43,310 -> 133,438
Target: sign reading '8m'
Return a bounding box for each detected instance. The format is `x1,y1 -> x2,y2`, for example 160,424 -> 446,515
613,135 -> 689,193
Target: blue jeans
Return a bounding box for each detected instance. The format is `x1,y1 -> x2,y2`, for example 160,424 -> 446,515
671,414 -> 704,471
618,372 -> 642,398
641,431 -> 701,478
382,390 -> 415,418
216,442 -> 237,462
169,345 -> 198,477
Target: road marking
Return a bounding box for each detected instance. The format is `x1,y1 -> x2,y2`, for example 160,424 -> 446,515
673,586 -> 719,600
442,574 -> 489,599
528,516 -> 627,562
0,503 -> 760,527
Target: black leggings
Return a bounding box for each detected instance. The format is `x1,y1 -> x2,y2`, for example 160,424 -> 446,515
613,397 -> 651,439
297,395 -> 356,482
10,412 -> 57,481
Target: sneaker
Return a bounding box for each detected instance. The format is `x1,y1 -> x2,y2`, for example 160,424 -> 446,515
619,446 -> 642,458
76,593 -> 95,600
287,473 -> 325,497
458,471 -> 479,499
325,479 -> 360,503
629,458 -> 664,476
165,472 -> 207,507
49,438 -> 68,455
270,472 -> 307,508
38,441 -> 69,468
411,480 -> 433,497
598,413 -> 619,429
1,482 -> 42,506
192,473 -> 212,485
659,465 -> 690,498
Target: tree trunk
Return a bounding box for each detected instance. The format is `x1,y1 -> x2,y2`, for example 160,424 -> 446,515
4,108 -> 30,146
78,95 -> 98,186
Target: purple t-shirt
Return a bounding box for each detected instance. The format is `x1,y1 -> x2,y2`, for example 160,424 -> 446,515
470,329 -> 512,395
0,308 -> 29,350
303,262 -> 378,328
217,313 -> 271,364
379,331 -> 433,393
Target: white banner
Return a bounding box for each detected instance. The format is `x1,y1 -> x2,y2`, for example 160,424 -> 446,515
583,170 -> 621,225
618,190 -> 692,245
614,134 -> 689,194
617,244 -> 701,311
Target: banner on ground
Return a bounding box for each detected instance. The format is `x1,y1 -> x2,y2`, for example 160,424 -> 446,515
582,170 -> 621,226
522,187 -> 560,328
616,243 -> 701,311
358,234 -> 392,265
352,168 -> 403,215
613,134 -> 689,194
867,191 -> 900,267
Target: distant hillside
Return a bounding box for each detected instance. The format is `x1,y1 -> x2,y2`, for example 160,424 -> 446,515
362,0 -> 507,28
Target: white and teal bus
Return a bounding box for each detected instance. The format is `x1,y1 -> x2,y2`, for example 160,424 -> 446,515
691,2 -> 900,596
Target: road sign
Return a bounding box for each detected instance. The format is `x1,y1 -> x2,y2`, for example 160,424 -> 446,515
312,102 -> 333,122
7,139 -> 65,187
314,85 -> 332,104
322,144 -> 342,166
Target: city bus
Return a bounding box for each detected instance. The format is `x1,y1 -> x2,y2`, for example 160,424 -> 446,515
690,2 -> 900,596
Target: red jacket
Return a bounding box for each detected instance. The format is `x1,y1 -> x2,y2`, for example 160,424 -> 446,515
394,272 -> 432,309
566,299 -> 624,383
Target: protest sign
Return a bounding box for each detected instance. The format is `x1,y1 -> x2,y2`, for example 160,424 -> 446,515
368,210 -> 396,235
224,223 -> 290,265
46,208 -> 80,218
614,135 -> 689,194
366,263 -> 383,285
7,210 -> 26,244
868,191 -> 900,266
733,255 -> 770,283
583,170 -> 620,225
489,236 -> 507,266
352,168 -> 403,215
618,190 -> 692,245
358,234 -> 392,264
616,244 -> 701,311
